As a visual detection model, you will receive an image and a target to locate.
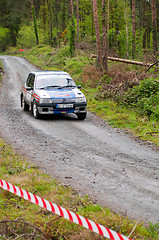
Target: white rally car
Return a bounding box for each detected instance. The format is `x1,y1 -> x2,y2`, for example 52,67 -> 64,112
20,71 -> 87,120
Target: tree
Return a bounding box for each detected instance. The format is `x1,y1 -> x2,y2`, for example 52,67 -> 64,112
107,0 -> 110,51
139,0 -> 151,50
69,0 -> 75,56
77,0 -> 80,43
0,27 -> 10,51
70,0 -> 73,15
39,1 -> 49,43
0,0 -> 27,46
92,0 -> 102,70
102,0 -> 108,71
47,0 -> 53,45
151,0 -> 158,56
131,0 -> 136,57
32,2 -> 39,45
124,0 -> 129,58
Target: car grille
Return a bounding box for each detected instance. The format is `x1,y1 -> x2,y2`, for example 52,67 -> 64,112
52,98 -> 76,103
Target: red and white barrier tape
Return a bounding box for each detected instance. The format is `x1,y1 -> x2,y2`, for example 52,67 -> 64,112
0,179 -> 132,240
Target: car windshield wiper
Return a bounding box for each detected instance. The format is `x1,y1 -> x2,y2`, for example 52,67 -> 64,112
58,85 -> 76,89
39,86 -> 61,89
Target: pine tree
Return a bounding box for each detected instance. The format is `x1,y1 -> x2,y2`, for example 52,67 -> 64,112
32,3 -> 39,45
102,0 -> 108,71
151,0 -> 158,57
92,0 -> 102,70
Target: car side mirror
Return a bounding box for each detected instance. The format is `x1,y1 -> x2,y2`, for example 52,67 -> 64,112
77,85 -> 81,89
26,87 -> 33,91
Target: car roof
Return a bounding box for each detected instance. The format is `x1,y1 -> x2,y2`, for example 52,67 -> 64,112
30,71 -> 70,76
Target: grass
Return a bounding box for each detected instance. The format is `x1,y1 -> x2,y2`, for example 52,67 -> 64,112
0,137 -> 157,239
86,89 -> 159,146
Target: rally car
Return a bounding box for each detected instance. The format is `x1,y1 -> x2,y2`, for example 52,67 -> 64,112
20,71 -> 87,120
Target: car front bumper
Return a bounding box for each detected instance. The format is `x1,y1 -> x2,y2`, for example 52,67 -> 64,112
37,102 -> 87,115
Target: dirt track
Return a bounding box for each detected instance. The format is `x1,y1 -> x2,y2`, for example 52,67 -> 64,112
0,55 -> 159,224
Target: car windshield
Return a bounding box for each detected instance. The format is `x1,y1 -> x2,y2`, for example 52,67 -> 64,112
35,75 -> 76,89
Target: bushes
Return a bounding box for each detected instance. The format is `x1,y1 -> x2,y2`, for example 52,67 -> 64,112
123,78 -> 159,120
0,27 -> 10,52
17,25 -> 45,48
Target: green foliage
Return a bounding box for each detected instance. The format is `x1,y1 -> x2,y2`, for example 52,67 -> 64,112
123,78 -> 159,120
147,222 -> 159,240
0,0 -> 25,46
32,4 -> 39,45
58,0 -> 68,31
69,16 -> 76,57
17,25 -> 37,48
17,25 -> 45,48
109,0 -> 126,51
78,0 -> 93,41
0,26 -> 10,52
39,2 -> 49,44
100,74 -> 112,84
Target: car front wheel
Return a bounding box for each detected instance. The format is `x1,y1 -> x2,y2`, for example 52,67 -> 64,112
76,112 -> 87,120
32,101 -> 40,119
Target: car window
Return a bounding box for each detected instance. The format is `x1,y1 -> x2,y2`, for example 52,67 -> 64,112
35,75 -> 76,89
26,74 -> 35,88
26,74 -> 31,86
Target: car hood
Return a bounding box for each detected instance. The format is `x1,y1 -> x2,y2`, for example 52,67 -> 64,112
35,88 -> 84,99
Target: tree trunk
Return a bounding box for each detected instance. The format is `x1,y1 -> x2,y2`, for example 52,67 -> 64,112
151,0 -> 158,57
69,0 -> 75,56
125,0 -> 129,58
77,0 -> 79,43
102,0 -> 108,71
92,0 -> 102,70
92,1 -> 94,42
47,0 -> 53,46
132,0 -> 136,57
70,0 -> 73,15
32,3 -> 39,45
107,0 -> 110,51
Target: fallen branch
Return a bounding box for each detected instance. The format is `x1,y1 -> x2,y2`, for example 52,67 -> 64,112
91,55 -> 152,66
145,131 -> 159,135
108,57 -> 151,66
14,233 -> 46,240
145,60 -> 159,73
128,219 -> 140,238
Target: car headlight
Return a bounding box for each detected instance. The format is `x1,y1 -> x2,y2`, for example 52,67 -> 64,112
76,97 -> 86,103
40,98 -> 52,104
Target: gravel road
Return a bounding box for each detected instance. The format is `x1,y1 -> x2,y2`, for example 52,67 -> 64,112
0,55 -> 159,224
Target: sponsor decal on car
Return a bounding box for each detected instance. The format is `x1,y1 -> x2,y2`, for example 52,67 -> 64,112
45,89 -> 76,99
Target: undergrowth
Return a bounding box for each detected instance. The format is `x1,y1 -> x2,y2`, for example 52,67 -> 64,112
0,138 -> 158,239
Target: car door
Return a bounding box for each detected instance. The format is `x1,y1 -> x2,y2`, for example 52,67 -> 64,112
25,74 -> 35,104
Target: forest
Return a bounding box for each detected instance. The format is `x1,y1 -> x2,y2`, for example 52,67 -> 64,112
0,2 -> 159,238
0,0 -> 158,68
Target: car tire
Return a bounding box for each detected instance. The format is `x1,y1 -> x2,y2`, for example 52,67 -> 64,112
22,95 -> 29,111
32,101 -> 40,119
76,112 -> 87,120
